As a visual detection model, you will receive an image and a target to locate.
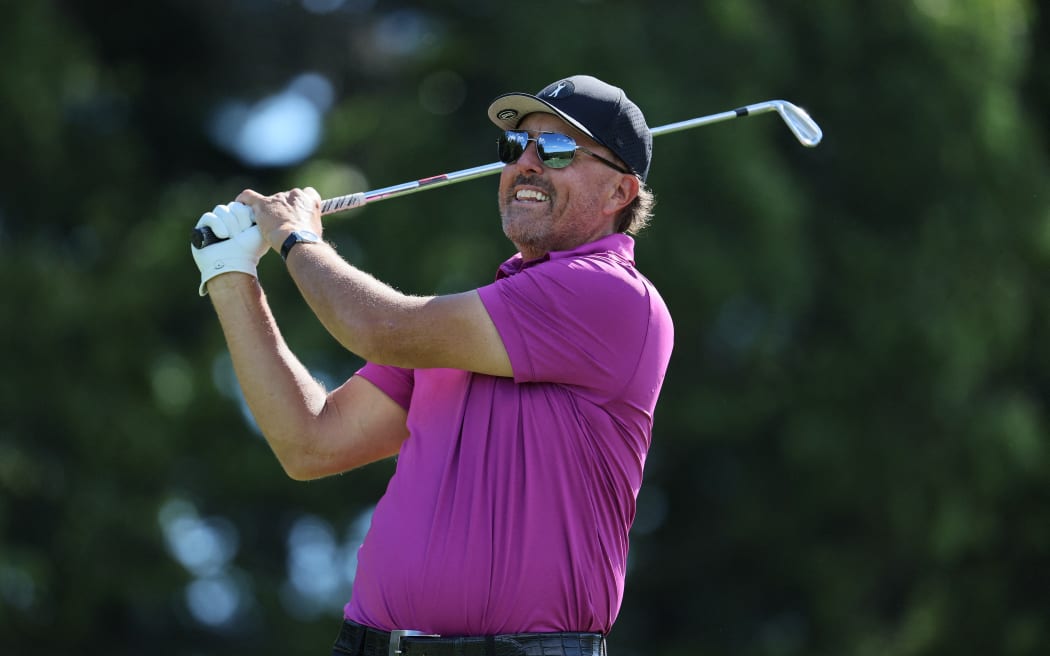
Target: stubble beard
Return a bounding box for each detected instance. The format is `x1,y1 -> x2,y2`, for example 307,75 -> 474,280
499,175 -> 558,257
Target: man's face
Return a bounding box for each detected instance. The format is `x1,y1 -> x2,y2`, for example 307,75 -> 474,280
497,113 -> 627,260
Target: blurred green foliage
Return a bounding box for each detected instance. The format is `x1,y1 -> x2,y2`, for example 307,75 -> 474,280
2,0 -> 1049,654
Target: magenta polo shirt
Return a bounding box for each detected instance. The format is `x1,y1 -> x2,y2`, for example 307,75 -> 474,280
344,233 -> 673,636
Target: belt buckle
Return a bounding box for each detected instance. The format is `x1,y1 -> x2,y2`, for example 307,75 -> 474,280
389,629 -> 439,656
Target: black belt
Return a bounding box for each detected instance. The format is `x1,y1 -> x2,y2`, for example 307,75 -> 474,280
332,619 -> 607,656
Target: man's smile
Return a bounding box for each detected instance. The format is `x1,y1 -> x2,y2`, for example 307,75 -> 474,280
514,189 -> 550,202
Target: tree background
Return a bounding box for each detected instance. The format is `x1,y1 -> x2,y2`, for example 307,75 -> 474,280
2,1 -> 1049,654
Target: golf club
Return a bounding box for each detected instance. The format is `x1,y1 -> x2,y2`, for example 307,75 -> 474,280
192,99 -> 822,249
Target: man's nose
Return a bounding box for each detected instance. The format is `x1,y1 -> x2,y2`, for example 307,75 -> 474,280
513,139 -> 544,172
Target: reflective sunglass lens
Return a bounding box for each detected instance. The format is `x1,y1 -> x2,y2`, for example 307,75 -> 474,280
536,133 -> 577,169
497,131 -> 582,169
498,131 -> 528,163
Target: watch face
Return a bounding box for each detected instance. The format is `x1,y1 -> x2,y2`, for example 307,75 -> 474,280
281,230 -> 322,260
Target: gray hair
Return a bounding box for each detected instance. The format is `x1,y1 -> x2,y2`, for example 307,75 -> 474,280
616,183 -> 656,235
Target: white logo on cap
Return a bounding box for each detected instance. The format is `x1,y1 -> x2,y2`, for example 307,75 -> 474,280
546,82 -> 571,98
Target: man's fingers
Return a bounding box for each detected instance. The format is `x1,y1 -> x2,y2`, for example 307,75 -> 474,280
285,187 -> 321,214
195,211 -> 231,239
229,189 -> 319,249
235,188 -> 264,206
228,202 -> 256,230
211,204 -> 254,235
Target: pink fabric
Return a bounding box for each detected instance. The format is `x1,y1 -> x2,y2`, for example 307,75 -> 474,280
344,234 -> 673,635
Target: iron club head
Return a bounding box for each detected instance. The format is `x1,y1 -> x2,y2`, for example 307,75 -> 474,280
771,100 -> 823,147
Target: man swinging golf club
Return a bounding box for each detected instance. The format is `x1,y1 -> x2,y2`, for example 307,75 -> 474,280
191,74 -> 675,656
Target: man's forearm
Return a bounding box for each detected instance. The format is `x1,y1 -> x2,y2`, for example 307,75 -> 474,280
206,273 -> 329,472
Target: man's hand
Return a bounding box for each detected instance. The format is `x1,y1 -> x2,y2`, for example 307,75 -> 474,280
235,187 -> 323,252
190,202 -> 268,296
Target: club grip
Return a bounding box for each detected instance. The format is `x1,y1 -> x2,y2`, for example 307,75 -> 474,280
191,191 -> 367,249
191,226 -> 224,249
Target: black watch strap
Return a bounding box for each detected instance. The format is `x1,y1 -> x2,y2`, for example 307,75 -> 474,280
280,231 -> 322,261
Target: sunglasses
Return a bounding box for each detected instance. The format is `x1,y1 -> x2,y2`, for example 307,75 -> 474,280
497,130 -> 631,174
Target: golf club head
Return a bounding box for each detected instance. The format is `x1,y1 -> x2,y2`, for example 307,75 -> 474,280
775,101 -> 823,147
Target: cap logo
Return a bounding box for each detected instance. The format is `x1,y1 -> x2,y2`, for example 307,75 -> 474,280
496,109 -> 519,121
543,80 -> 574,99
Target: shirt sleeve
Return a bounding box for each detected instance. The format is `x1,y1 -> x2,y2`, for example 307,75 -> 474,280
355,363 -> 415,411
476,257 -> 653,400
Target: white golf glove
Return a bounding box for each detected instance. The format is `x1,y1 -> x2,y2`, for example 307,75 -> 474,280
190,202 -> 268,296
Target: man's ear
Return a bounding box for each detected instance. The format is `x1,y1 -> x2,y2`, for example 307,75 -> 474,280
605,173 -> 640,215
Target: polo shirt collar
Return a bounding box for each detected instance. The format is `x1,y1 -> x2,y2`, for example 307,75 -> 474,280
495,233 -> 636,279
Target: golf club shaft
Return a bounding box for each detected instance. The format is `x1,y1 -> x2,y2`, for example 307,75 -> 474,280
192,99 -> 821,248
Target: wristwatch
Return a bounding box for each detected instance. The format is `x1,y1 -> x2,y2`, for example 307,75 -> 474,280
280,230 -> 322,261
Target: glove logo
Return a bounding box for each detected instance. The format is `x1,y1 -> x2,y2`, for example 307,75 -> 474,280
214,262 -> 225,270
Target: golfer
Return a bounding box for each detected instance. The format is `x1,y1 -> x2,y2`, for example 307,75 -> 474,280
191,75 -> 674,656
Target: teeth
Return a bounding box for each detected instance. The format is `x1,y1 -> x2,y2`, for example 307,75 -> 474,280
516,189 -> 549,202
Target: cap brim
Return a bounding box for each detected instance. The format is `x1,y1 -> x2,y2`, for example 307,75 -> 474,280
486,92 -> 597,141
